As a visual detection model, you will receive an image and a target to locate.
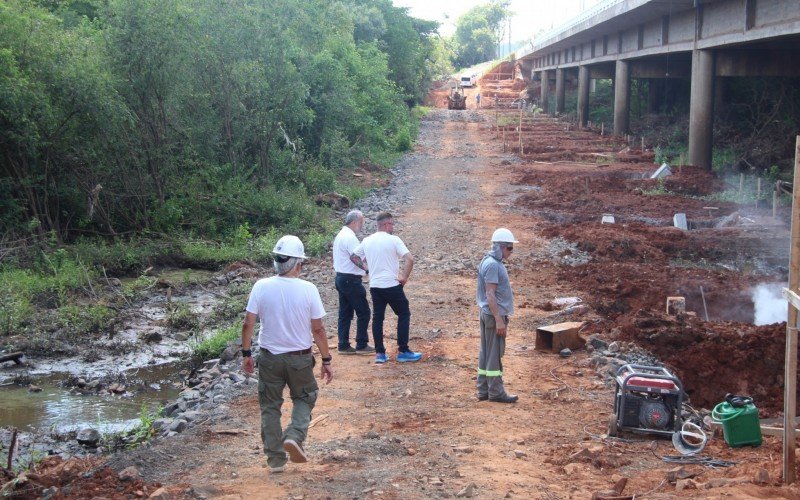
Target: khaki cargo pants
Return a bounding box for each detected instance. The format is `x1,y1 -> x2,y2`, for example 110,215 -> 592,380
258,350 -> 319,468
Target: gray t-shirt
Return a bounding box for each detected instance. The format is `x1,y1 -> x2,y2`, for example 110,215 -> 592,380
476,254 -> 514,316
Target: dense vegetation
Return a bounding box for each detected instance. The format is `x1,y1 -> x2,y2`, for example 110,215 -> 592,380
0,0 -> 442,246
0,0 -> 451,338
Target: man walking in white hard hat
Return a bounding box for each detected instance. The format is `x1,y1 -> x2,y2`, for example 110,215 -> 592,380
476,228 -> 519,403
241,235 -> 334,472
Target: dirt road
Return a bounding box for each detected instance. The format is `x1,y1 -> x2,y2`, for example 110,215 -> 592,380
47,107 -> 800,499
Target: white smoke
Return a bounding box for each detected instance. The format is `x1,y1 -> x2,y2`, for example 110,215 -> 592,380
751,283 -> 788,326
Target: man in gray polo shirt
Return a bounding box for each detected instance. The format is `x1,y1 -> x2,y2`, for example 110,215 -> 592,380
476,228 -> 518,403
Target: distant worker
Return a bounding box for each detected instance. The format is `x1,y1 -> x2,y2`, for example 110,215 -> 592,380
241,235 -> 334,472
476,92 -> 481,108
476,228 -> 519,403
351,212 -> 422,364
332,210 -> 373,355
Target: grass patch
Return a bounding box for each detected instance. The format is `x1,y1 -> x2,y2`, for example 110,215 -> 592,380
194,324 -> 240,360
57,304 -> 113,336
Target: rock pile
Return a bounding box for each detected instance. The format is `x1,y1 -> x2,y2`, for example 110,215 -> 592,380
152,357 -> 256,438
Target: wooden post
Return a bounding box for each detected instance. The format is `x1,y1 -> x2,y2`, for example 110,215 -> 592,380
600,123 -> 603,136
641,137 -> 645,151
775,182 -> 780,220
584,176 -> 590,194
518,107 -> 522,154
503,127 -> 506,152
783,135 -> 800,485
739,173 -> 745,195
757,177 -> 762,207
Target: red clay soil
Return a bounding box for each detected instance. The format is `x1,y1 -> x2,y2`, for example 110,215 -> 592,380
613,311 -> 790,417
504,112 -> 790,417
2,456 -> 177,499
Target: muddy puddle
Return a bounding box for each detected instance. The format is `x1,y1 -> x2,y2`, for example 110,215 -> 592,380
1,267 -> 227,433
0,363 -> 183,433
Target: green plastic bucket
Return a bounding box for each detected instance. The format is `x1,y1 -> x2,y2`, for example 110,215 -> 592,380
712,401 -> 762,448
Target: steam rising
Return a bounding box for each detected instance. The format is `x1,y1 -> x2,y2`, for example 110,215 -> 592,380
752,283 -> 787,326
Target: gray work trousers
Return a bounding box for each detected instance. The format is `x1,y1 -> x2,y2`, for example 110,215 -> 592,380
477,312 -> 508,399
257,350 -> 319,468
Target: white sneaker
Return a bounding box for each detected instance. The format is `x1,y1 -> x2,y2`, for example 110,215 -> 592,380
283,439 -> 308,463
269,465 -> 285,473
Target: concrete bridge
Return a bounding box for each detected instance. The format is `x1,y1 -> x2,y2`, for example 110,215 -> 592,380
517,0 -> 800,169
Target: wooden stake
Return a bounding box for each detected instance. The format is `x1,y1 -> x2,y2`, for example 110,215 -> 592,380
518,107 -> 522,153
641,137 -> 645,151
739,173 -> 744,195
7,428 -> 17,470
600,123 -> 603,136
784,135 -> 800,485
775,183 -> 780,220
584,176 -> 590,194
757,177 -> 762,207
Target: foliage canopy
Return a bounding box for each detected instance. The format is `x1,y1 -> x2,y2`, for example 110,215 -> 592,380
0,0 -> 440,243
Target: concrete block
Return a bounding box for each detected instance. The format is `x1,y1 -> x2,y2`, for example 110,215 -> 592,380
651,163 -> 672,179
673,213 -> 688,230
601,214 -> 615,224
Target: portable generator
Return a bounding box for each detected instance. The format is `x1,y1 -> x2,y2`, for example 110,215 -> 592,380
608,364 -> 684,437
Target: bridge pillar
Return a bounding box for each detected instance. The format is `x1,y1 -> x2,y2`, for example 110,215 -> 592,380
613,60 -> 630,135
577,66 -> 590,127
555,68 -> 565,114
540,70 -> 550,113
688,49 -> 715,169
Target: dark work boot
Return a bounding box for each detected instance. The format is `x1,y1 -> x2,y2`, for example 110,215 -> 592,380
489,394 -> 518,403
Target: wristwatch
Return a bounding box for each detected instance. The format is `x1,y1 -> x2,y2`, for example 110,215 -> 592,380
242,348 -> 252,357
321,356 -> 332,365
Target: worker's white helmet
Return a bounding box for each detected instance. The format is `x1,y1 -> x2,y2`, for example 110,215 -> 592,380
491,228 -> 518,244
273,235 -> 307,259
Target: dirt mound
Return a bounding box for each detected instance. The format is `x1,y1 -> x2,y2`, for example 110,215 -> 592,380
0,456 -> 169,499
617,310 -> 790,416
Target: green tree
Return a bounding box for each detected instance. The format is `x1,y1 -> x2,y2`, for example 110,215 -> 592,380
453,0 -> 511,68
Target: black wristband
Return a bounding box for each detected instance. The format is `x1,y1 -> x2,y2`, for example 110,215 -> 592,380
321,356 -> 332,362
242,349 -> 252,357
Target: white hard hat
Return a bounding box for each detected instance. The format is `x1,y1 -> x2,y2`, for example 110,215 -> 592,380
272,235 -> 307,259
491,228 -> 518,244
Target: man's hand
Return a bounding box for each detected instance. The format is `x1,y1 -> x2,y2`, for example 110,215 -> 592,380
243,356 -> 255,375
320,364 -> 333,384
398,275 -> 408,285
495,315 -> 507,337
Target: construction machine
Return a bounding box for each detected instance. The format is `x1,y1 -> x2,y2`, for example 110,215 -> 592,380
447,86 -> 467,110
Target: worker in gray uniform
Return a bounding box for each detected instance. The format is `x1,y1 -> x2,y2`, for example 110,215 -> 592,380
476,228 -> 518,403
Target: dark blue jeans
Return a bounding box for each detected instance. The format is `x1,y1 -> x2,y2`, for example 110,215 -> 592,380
370,284 -> 411,354
335,273 -> 371,350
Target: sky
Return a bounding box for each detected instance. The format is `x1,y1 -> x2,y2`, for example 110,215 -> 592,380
393,0 -> 603,41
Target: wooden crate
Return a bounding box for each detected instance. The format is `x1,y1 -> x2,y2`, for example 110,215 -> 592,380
535,321 -> 585,353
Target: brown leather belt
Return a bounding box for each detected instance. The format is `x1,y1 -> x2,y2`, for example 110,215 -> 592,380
260,347 -> 312,355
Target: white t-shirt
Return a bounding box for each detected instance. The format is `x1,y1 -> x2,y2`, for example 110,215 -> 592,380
332,225 -> 365,275
353,231 -> 410,289
246,276 -> 326,354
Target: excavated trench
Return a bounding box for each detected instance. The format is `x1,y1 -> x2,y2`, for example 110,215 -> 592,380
494,111 -> 793,416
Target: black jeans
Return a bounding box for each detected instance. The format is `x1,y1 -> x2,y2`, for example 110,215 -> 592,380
370,284 -> 411,354
335,273 -> 371,350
